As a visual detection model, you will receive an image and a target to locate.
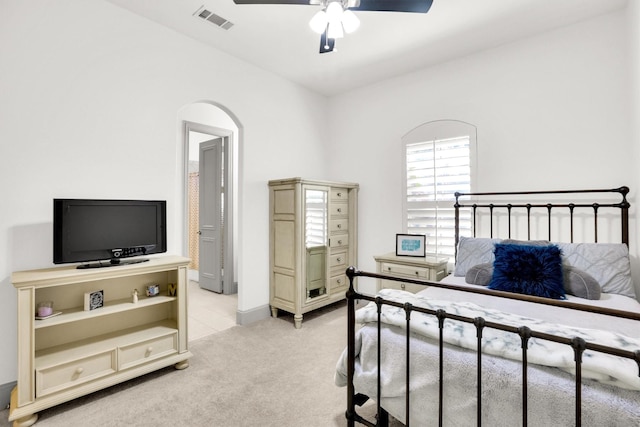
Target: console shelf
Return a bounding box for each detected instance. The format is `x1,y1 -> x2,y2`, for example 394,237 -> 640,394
34,296 -> 176,329
9,256 -> 192,427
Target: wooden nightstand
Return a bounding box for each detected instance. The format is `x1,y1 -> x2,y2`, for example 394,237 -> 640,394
374,253 -> 449,293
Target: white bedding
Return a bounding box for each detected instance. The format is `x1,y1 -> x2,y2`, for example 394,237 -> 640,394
435,275 -> 640,336
335,276 -> 640,426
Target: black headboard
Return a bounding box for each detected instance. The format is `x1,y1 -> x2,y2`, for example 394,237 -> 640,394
453,187 -> 630,260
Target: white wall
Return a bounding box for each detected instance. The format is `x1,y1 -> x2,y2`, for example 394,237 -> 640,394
0,0 -> 329,387
327,9 -> 637,295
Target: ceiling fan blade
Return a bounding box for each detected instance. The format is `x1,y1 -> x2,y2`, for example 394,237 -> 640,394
350,0 -> 433,13
319,30 -> 335,54
233,1 -> 313,5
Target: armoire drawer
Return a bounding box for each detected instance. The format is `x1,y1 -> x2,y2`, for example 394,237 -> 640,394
330,235 -> 349,248
330,274 -> 348,294
331,188 -> 349,202
330,203 -> 349,217
330,219 -> 348,233
36,350 -> 117,397
118,332 -> 178,371
329,251 -> 348,269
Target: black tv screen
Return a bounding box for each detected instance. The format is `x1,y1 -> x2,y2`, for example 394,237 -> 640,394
53,199 -> 167,268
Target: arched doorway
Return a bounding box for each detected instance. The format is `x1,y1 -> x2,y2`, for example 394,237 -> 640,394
178,102 -> 241,339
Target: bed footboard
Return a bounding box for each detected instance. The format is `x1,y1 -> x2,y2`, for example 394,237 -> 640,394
344,267 -> 640,427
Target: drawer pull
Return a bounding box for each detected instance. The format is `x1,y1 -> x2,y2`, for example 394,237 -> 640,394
146,347 -> 153,356
415,271 -> 419,275
336,279 -> 342,284
338,240 -> 343,245
337,257 -> 342,262
401,284 -> 406,289
337,192 -> 342,197
387,267 -> 391,271
75,367 -> 84,375
337,208 -> 342,213
337,224 -> 342,229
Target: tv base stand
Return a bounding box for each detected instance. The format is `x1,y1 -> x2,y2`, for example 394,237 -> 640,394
77,257 -> 150,269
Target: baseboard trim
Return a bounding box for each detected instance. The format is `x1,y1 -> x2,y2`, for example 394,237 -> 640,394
236,304 -> 270,325
1,381 -> 16,409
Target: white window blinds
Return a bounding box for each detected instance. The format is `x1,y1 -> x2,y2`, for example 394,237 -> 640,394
403,121 -> 476,258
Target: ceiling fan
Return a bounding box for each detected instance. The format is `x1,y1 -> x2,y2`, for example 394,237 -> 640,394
232,0 -> 434,54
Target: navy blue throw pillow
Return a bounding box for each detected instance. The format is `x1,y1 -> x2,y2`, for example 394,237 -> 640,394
488,243 -> 566,299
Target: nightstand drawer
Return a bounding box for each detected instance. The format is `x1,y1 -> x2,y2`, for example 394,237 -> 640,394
379,280 -> 429,293
118,332 -> 178,371
36,350 -> 117,397
381,262 -> 428,279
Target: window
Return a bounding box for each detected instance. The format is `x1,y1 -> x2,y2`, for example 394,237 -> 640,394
402,120 -> 476,259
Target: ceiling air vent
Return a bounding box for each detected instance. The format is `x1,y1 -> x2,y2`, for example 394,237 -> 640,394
194,6 -> 234,30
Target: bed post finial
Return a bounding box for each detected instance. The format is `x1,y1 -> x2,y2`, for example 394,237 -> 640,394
618,186 -> 630,246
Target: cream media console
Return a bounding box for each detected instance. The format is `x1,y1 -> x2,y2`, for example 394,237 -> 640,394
8,256 -> 192,427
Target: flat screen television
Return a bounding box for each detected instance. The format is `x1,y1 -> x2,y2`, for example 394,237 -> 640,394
53,199 -> 167,269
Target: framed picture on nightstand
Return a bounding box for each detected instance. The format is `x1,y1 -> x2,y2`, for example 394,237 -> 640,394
395,234 -> 426,257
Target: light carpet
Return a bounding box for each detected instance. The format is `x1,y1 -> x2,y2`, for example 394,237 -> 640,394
0,301 -> 388,427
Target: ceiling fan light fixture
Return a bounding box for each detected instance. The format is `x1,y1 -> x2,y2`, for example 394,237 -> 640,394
325,1 -> 344,19
341,9 -> 360,34
327,20 -> 344,39
309,10 -> 328,34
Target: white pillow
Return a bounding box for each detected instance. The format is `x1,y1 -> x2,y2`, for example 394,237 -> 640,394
555,242 -> 636,299
454,237 -> 501,277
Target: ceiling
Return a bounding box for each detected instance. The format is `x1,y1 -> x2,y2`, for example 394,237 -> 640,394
106,0 -> 628,97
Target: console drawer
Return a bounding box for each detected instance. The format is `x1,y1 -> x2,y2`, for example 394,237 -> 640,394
36,350 -> 116,397
118,332 -> 178,370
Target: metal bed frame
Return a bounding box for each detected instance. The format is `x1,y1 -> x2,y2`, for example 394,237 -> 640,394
345,187 -> 639,427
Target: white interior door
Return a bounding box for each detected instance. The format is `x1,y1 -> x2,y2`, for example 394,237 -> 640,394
199,138 -> 223,293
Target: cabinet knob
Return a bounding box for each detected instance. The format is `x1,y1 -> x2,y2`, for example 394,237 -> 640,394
337,224 -> 342,229
401,284 -> 406,289
338,240 -> 343,245
337,208 -> 342,213
75,367 -> 84,375
336,279 -> 342,284
146,347 -> 153,356
337,257 -> 342,262
337,192 -> 342,197
415,271 -> 419,275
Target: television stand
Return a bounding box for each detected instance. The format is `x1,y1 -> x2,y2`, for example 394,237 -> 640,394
77,258 -> 149,269
8,256 -> 192,426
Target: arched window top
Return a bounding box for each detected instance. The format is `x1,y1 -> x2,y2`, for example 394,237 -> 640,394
402,119 -> 477,145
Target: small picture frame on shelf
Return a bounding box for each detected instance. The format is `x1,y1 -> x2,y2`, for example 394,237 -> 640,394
396,234 -> 426,257
146,284 -> 160,297
84,290 -> 104,311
